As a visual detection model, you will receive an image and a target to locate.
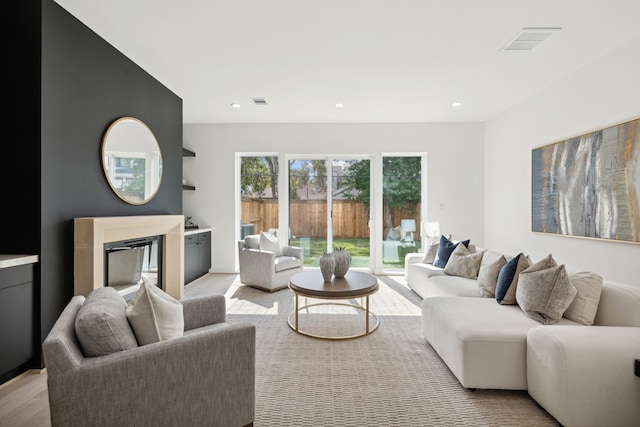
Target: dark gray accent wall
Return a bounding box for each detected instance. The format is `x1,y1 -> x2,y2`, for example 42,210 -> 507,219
3,0 -> 182,379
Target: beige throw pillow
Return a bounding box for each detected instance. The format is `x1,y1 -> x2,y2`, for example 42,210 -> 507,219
421,242 -> 439,264
444,244 -> 485,279
259,231 -> 283,256
477,254 -> 507,297
516,256 -> 577,324
126,278 -> 184,346
563,271 -> 603,325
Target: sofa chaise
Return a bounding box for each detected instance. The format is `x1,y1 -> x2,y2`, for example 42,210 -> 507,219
405,240 -> 640,427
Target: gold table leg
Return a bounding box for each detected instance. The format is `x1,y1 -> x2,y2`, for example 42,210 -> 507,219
365,295 -> 370,333
295,293 -> 299,331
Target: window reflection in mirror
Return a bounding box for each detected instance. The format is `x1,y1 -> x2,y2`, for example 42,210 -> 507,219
101,117 -> 163,205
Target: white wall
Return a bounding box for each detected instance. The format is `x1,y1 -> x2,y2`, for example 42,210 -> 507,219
485,35 -> 640,285
183,123 -> 484,273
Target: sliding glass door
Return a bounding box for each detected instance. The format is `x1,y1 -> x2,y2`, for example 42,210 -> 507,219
381,155 -> 422,270
238,154 -> 279,238
288,156 -> 371,269
237,152 -> 426,274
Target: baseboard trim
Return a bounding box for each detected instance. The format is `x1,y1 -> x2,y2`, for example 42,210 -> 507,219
0,368 -> 46,390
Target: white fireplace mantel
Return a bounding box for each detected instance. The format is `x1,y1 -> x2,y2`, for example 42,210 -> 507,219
74,215 -> 185,299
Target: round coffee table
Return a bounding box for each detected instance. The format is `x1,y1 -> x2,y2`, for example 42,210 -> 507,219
288,270 -> 379,340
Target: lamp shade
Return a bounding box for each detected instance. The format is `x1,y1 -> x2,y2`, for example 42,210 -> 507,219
400,219 -> 416,233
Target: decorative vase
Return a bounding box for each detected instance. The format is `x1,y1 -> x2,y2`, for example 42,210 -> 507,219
319,252 -> 335,282
332,247 -> 352,278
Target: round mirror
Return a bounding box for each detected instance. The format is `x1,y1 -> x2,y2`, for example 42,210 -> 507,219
101,117 -> 163,205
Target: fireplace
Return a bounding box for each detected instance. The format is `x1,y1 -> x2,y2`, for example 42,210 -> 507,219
74,215 -> 184,299
104,235 -> 162,301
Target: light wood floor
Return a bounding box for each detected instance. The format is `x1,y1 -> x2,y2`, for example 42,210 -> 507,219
0,369 -> 50,427
0,273 -> 238,427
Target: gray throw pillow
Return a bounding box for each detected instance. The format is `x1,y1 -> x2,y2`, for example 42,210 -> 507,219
516,257 -> 577,324
75,287 -> 138,357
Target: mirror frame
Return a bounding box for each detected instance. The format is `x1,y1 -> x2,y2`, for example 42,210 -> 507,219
101,117 -> 163,205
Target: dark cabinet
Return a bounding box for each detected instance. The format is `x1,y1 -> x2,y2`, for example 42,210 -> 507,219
184,231 -> 211,284
0,263 -> 34,384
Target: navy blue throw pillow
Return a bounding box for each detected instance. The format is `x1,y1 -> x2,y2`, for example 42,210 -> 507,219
495,253 -> 522,303
433,235 -> 470,268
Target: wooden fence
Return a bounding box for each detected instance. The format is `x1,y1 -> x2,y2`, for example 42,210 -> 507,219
241,197 -> 421,238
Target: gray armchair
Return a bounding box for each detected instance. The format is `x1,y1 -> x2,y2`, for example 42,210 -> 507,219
238,234 -> 304,292
43,293 -> 255,427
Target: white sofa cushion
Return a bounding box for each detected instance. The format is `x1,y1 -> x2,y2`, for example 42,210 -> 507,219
406,263 -> 447,298
593,281 -> 640,326
527,325 -> 640,427
427,275 -> 481,298
422,297 -> 579,390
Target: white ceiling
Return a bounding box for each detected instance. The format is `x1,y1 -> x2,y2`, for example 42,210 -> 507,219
54,0 -> 640,124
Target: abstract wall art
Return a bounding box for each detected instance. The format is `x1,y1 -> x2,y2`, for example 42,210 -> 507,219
532,117 -> 640,243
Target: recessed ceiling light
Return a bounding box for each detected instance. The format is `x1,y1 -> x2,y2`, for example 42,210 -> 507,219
451,102 -> 462,107
231,103 -> 241,108
335,103 -> 344,108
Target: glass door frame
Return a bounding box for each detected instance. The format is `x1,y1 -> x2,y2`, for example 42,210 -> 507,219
283,154 -> 374,272
236,152 -> 427,275
374,152 -> 428,275
234,152 -> 280,272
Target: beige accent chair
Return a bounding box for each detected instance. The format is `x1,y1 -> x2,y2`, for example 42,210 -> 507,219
43,291 -> 255,427
238,233 -> 304,292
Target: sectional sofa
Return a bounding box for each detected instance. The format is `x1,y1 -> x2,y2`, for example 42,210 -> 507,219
405,241 -> 640,427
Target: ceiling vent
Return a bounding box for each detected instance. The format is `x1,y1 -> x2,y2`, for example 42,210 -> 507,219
252,97 -> 267,105
502,27 -> 561,52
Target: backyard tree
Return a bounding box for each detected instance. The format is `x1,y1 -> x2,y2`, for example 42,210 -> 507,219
310,159 -> 327,192
241,156 -> 278,198
338,157 -> 421,233
289,161 -> 310,199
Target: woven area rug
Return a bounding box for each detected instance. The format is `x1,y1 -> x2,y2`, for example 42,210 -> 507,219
221,274 -> 557,426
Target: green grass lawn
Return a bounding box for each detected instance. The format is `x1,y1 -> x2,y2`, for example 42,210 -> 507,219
288,237 -> 408,269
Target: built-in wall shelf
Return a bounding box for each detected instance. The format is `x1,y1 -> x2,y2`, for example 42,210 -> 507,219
183,148 -> 196,191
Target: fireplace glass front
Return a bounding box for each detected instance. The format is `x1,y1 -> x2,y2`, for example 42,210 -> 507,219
104,236 -> 162,301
